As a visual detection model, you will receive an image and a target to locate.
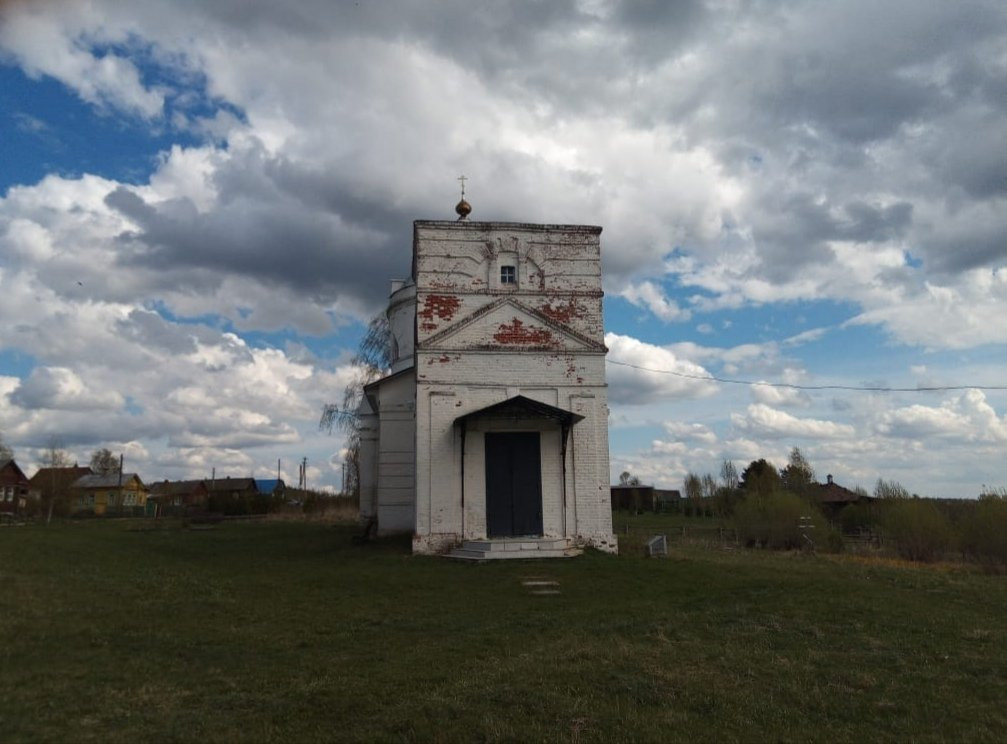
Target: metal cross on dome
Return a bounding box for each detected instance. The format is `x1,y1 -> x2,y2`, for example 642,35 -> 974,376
455,174 -> 472,220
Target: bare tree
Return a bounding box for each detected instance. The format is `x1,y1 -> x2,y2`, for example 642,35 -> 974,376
43,437 -> 70,469
683,472 -> 703,515
89,447 -> 120,476
719,459 -> 738,490
43,436 -> 71,525
701,473 -> 717,501
0,431 -> 12,462
319,314 -> 390,499
874,478 -> 910,500
619,471 -> 641,486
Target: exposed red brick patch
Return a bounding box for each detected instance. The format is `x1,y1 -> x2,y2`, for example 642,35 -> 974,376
493,318 -> 555,347
418,294 -> 460,333
539,298 -> 585,324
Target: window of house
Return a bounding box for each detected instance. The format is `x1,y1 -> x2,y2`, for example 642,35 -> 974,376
500,265 -> 516,285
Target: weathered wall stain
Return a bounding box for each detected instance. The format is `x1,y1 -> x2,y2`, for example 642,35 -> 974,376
539,298 -> 586,324
426,354 -> 457,365
493,318 -> 556,347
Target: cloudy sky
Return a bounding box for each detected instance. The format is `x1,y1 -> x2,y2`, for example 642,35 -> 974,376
1,0 -> 1006,497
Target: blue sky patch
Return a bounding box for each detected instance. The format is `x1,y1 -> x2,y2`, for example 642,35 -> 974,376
0,57 -> 243,195
0,349 -> 35,380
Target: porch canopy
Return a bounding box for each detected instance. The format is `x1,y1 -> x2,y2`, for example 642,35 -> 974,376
454,395 -> 584,428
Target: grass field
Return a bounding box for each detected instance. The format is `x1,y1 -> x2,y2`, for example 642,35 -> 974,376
1,515 -> 1005,742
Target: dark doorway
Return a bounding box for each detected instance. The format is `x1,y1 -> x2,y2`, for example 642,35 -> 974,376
485,432 -> 542,537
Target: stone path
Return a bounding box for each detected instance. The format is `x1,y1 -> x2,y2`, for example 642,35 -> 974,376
521,577 -> 561,596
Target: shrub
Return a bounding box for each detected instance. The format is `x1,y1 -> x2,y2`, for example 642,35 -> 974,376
839,502 -> 878,534
881,498 -> 952,562
822,528 -> 845,553
959,496 -> 1007,566
733,491 -> 833,550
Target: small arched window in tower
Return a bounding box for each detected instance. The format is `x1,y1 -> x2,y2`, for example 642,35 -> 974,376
500,265 -> 517,285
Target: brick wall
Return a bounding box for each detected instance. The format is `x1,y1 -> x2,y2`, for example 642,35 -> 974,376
410,220 -> 617,554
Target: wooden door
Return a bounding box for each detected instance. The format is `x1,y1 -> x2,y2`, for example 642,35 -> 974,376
485,432 -> 542,537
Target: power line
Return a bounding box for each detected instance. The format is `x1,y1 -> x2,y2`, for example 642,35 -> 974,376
605,359 -> 1007,393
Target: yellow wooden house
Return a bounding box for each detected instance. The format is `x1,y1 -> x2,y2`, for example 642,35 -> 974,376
70,473 -> 149,515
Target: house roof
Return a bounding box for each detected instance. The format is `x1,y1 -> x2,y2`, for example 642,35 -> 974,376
149,480 -> 207,496
362,366 -> 414,394
254,479 -> 285,494
454,395 -> 585,427
0,459 -> 29,483
206,477 -> 258,493
814,479 -> 869,504
73,473 -> 146,490
28,466 -> 93,491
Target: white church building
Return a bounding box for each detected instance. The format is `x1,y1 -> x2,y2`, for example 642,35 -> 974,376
357,211 -> 618,558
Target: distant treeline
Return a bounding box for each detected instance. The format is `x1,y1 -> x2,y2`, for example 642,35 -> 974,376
624,449 -> 1007,566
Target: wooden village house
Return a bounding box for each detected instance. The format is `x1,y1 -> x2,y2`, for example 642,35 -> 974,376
27,465 -> 93,516
205,476 -> 261,514
70,472 -> 149,516
358,213 -> 618,559
814,474 -> 874,517
148,479 -> 210,512
0,459 -> 30,516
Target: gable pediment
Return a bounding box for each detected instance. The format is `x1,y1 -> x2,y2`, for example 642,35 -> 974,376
419,297 -> 605,352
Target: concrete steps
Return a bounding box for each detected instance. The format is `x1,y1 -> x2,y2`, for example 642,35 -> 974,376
447,538 -> 582,561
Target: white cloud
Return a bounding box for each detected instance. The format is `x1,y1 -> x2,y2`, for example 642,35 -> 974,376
849,269 -> 1007,349
0,6 -> 164,118
662,421 -> 718,444
732,404 -> 856,440
619,280 -> 690,322
750,382 -> 812,408
605,332 -> 717,405
10,367 -> 123,411
876,389 -> 1007,443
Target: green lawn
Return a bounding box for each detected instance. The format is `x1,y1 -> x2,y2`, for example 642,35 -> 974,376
1,516 -> 1004,742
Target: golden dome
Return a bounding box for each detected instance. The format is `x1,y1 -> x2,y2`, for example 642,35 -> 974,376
455,198 -> 472,220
